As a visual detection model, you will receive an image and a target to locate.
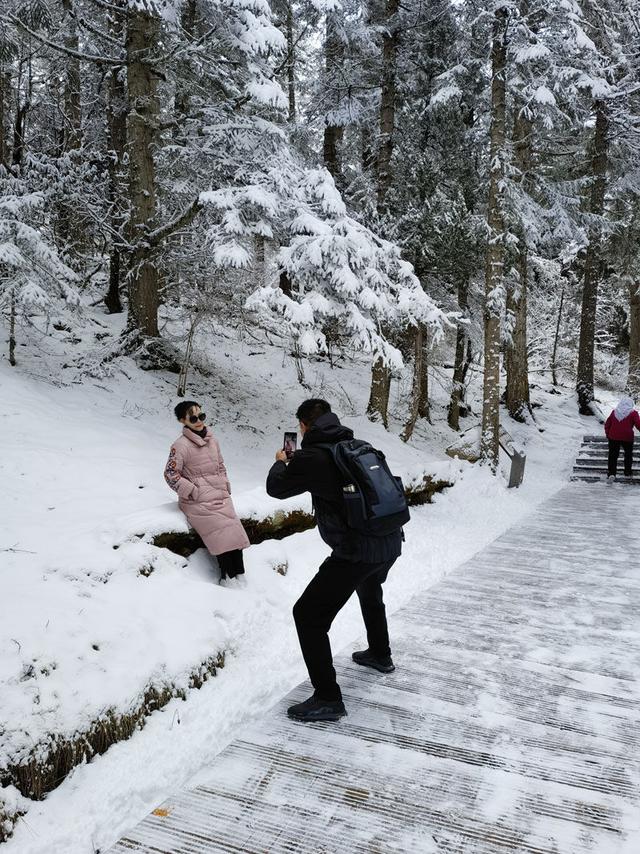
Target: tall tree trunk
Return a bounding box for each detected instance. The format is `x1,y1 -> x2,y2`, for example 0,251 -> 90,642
9,286 -> 16,367
323,11 -> 343,179
628,281 -> 640,399
104,2 -> 128,314
56,0 -> 83,252
12,60 -> 31,169
362,126 -> 375,173
255,234 -> 266,286
505,246 -> 530,420
401,327 -> 424,442
0,68 -> 10,168
12,99 -> 28,168
376,0 -> 399,212
366,0 -> 399,425
551,287 -> 564,386
448,277 -> 469,431
367,356 -> 392,427
174,0 -> 196,135
480,7 -> 508,470
126,8 -> 161,338
576,100 -> 609,414
286,1 -> 296,123
323,124 -> 344,179
61,0 -> 81,150
279,269 -> 292,296
418,329 -> 431,421
505,105 -> 531,421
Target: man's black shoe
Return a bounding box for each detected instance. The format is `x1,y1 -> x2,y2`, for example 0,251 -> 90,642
287,695 -> 347,722
352,648 -> 395,673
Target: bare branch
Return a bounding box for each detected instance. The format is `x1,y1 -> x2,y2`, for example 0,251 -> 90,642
9,15 -> 123,65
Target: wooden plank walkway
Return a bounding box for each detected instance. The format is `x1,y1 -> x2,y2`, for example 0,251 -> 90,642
109,484 -> 640,853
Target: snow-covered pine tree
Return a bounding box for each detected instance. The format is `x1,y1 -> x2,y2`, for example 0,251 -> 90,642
244,167 -> 449,380
0,170 -> 79,364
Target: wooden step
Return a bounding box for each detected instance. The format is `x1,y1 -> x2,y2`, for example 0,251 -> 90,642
578,450 -> 639,456
575,463 -> 638,471
580,439 -> 639,448
571,473 -> 639,484
575,461 -> 640,468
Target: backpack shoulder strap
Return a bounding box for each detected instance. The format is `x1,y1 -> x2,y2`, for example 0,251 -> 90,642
312,441 -> 351,482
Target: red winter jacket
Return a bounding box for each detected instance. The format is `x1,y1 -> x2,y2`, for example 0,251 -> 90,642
605,409 -> 640,442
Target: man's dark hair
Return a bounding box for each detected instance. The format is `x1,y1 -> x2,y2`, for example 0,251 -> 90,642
296,399 -> 331,426
174,400 -> 199,421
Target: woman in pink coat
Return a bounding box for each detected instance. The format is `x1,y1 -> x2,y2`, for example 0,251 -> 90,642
604,396 -> 640,482
164,401 -> 249,579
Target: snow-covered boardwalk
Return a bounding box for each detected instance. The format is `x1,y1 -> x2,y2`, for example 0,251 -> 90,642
109,484 -> 640,853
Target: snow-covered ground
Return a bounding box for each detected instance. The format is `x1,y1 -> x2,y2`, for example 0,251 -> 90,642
0,312 -> 615,852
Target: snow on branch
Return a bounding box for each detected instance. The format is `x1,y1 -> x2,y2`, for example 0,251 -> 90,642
0,176 -> 80,316
241,168 -> 450,367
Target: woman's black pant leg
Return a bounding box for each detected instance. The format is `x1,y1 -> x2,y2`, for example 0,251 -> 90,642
623,441 -> 633,476
217,549 -> 245,578
608,440 -> 621,476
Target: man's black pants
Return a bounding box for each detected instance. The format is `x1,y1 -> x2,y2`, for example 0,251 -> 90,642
608,439 -> 634,477
292,554 -> 395,701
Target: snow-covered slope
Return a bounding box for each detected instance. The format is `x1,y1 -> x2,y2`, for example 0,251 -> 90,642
0,313 -> 606,852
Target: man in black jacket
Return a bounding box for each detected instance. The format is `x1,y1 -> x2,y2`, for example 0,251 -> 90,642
266,399 -> 402,722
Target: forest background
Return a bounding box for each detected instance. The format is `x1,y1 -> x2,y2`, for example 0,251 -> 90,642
1,0 -> 640,460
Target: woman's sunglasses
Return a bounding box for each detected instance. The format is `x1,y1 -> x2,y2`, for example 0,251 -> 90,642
188,412 -> 206,424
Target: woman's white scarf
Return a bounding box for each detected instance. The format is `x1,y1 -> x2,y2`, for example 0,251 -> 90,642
614,396 -> 635,420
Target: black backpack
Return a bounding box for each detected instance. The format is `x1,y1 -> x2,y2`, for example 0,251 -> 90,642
317,439 -> 410,536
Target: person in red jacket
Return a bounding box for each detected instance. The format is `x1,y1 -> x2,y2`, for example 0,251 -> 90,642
604,396 -> 640,481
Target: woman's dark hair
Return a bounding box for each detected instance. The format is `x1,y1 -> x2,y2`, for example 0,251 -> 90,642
174,400 -> 199,421
296,398 -> 331,426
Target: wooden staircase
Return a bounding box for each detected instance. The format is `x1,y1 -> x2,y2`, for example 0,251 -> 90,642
571,434 -> 640,482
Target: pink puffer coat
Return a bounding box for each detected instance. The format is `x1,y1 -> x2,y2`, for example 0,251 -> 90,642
164,427 -> 249,555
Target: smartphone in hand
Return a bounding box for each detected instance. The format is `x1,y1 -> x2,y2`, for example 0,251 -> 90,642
283,431 -> 297,460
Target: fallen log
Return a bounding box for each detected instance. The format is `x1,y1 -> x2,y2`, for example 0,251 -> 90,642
152,475 -> 451,558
